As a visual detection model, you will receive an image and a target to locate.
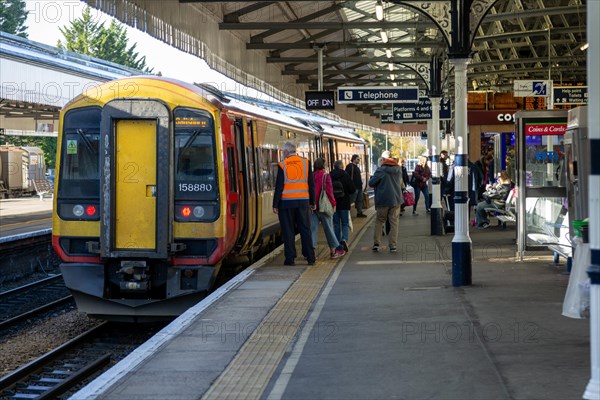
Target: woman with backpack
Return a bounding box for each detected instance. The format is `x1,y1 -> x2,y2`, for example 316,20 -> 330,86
329,160 -> 356,252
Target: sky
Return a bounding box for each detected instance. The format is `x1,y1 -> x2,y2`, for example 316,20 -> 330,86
23,0 -> 254,95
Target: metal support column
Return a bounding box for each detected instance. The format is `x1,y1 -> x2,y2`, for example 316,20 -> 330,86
316,46 -> 324,91
430,97 -> 444,235
448,0 -> 474,286
430,56 -> 444,235
584,0 -> 600,397
450,58 -> 472,287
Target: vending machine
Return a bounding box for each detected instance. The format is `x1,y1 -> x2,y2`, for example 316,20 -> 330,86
564,106 -> 589,238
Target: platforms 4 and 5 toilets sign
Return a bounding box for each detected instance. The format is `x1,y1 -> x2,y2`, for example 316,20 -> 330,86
337,86 -> 419,104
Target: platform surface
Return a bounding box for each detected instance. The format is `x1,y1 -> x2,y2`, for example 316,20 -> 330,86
71,205 -> 591,400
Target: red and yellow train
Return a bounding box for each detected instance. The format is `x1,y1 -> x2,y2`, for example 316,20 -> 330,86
52,76 -> 368,320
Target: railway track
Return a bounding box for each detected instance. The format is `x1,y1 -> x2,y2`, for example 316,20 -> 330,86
0,321 -> 166,399
0,275 -> 73,332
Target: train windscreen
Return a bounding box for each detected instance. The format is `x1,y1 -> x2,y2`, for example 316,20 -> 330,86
174,108 -> 217,201
58,107 -> 101,198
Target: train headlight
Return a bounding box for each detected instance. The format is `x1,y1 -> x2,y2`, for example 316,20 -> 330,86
73,205 -> 85,217
58,202 -> 100,220
193,206 -> 205,218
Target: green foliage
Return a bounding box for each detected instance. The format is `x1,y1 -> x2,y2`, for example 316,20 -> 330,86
0,136 -> 57,168
0,0 -> 28,38
57,7 -> 150,71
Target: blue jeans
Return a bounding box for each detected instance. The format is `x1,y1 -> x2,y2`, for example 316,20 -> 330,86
333,209 -> 350,243
311,211 -> 341,250
475,200 -> 499,226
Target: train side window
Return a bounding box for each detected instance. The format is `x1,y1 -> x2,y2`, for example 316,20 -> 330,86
226,146 -> 237,192
259,148 -> 272,191
59,107 -> 101,198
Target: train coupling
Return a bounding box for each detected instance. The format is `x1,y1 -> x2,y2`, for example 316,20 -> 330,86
117,260 -> 149,292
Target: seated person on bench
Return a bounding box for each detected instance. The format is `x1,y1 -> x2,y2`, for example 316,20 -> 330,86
475,170 -> 512,229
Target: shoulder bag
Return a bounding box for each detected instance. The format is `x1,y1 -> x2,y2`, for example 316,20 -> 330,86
319,174 -> 335,217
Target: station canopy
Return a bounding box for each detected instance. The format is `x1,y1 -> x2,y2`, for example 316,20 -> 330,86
84,0 -> 587,126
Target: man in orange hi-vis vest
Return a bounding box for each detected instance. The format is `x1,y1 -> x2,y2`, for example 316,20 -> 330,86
273,142 -> 316,266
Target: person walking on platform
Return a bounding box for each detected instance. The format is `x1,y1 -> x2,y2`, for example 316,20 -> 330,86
411,155 -> 431,215
400,158 -> 410,215
273,142 -> 316,266
369,156 -> 403,253
311,158 -> 347,259
439,150 -> 450,199
330,160 -> 355,252
345,154 -> 366,217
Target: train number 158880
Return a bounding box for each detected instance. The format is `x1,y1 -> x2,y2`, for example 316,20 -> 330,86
178,183 -> 213,192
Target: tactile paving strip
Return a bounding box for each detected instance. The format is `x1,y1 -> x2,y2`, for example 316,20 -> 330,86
201,258 -> 337,400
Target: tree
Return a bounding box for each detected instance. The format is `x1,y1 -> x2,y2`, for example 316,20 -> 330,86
0,136 -> 57,169
0,0 -> 28,38
57,7 -> 150,71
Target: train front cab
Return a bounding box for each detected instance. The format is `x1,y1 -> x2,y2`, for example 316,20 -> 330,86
53,79 -> 238,320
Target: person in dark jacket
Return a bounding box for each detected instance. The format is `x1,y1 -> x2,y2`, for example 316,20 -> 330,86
439,150 -> 450,198
330,160 -> 355,252
345,154 -> 366,217
400,158 -> 410,214
411,156 -> 431,215
446,159 -> 484,219
369,156 -> 403,253
273,142 -> 316,266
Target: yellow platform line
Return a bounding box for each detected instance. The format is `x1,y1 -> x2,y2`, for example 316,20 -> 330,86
202,258 -> 337,400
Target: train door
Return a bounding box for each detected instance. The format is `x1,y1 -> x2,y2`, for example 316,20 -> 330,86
100,100 -> 170,259
234,117 -> 260,253
247,120 -> 262,247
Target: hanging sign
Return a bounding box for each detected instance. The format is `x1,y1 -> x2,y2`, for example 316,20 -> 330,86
553,86 -> 588,105
337,86 -> 419,104
392,98 -> 452,122
513,80 -> 552,97
305,91 -> 335,110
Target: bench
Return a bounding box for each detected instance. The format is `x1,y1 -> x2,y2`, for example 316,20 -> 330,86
32,179 -> 53,201
526,198 -> 572,270
484,187 -> 517,229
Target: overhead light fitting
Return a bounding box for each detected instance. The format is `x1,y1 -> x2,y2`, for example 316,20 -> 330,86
375,1 -> 384,21
385,49 -> 392,58
580,43 -> 589,51
390,74 -> 395,80
392,82 -> 398,87
380,31 -> 388,43
388,63 -> 394,71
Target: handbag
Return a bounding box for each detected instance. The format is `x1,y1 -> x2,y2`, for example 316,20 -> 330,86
319,174 -> 335,217
403,191 -> 415,206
